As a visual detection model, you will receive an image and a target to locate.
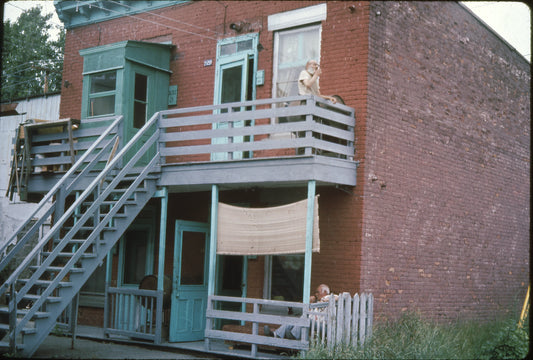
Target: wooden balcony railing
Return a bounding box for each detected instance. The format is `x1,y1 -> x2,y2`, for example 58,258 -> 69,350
158,95 -> 355,164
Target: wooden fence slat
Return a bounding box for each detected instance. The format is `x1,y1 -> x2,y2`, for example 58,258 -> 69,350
336,292 -> 344,345
343,293 -> 352,345
359,293 -> 367,345
367,293 -> 373,340
352,294 -> 360,346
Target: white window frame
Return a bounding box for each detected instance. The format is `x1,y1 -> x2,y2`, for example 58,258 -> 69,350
271,24 -> 322,100
267,3 -> 327,31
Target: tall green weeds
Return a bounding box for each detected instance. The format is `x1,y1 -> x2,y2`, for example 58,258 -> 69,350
298,312 -> 529,359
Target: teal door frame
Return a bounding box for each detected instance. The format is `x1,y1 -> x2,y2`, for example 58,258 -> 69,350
212,33 -> 258,161
169,220 -> 210,342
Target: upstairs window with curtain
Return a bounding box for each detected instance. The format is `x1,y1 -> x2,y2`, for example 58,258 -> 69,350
273,25 -> 321,99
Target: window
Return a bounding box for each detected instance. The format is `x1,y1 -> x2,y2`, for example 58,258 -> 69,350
88,71 -> 116,117
271,255 -> 304,302
119,226 -> 154,287
79,258 -> 107,308
133,73 -> 148,129
273,25 -> 321,99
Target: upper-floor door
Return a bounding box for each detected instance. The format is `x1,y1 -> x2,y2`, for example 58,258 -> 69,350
212,34 -> 258,161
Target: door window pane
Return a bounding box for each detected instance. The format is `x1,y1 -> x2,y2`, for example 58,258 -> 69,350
180,231 -> 206,285
221,65 -> 243,104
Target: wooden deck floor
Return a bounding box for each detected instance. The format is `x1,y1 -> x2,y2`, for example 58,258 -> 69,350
71,326 -> 292,359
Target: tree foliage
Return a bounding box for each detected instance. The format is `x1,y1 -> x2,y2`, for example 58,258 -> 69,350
1,6 -> 65,102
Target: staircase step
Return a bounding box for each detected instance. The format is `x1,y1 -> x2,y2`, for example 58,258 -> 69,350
100,213 -> 127,219
63,226 -> 117,232
0,340 -> 25,351
16,279 -> 72,288
0,307 -> 49,319
22,294 -> 61,303
0,323 -> 37,335
82,200 -> 136,207
30,265 -> 84,273
42,252 -> 97,259
121,174 -> 159,181
72,212 -> 128,219
111,187 -> 148,193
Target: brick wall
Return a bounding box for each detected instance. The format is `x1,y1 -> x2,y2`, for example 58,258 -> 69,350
363,1 -> 530,321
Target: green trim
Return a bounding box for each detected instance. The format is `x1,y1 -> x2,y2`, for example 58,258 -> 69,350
157,187 -> 168,291
208,185 -> 219,296
82,66 -> 124,76
303,180 -> 316,304
55,1 -> 188,29
125,57 -> 173,74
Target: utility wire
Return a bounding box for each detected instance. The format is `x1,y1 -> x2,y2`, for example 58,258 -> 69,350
108,0 -> 219,35
86,2 -> 217,41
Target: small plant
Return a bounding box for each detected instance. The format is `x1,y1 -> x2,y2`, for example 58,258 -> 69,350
479,319 -> 529,360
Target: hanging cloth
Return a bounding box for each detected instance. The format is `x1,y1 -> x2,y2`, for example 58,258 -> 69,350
217,196 -> 320,255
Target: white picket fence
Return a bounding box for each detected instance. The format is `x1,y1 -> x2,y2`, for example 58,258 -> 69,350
308,292 -> 373,349
205,292 -> 372,357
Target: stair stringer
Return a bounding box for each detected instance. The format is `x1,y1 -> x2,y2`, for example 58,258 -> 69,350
19,177 -> 158,357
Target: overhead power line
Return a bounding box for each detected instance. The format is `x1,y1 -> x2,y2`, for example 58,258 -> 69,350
108,0 -> 219,36
85,2 -> 218,41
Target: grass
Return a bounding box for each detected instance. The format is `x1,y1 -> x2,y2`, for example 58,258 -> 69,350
298,311 -> 530,359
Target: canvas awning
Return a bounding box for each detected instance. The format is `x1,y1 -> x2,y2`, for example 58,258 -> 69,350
217,196 -> 319,255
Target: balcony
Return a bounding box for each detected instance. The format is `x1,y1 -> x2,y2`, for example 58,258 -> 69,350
12,96 -> 357,197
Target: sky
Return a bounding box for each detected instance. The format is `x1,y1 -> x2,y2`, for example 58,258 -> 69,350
2,1 -> 531,62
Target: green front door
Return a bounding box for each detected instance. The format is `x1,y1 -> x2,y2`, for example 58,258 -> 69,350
169,220 -> 210,342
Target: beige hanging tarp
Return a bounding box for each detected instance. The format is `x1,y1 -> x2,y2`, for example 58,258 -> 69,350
217,196 -> 319,255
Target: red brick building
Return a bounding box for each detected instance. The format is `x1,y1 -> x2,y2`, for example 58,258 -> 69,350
1,1 -> 529,356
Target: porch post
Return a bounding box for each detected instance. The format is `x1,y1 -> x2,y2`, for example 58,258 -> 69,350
241,256 -> 248,324
208,185 -> 219,296
104,251 -> 113,338
303,180 -> 316,304
157,187 -> 168,291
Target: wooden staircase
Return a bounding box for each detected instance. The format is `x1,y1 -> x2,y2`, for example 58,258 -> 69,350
0,113 -> 162,357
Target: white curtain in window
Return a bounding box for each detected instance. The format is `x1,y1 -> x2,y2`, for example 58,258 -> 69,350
273,25 -> 321,99
217,197 -> 320,255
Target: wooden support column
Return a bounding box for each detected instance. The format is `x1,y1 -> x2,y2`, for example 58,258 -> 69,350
103,248 -> 113,338
208,185 -> 219,296
303,180 -> 316,304
157,187 -> 168,291
241,256 -> 248,324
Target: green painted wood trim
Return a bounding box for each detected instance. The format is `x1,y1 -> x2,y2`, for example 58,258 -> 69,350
208,185 -> 219,296
241,256 -> 248,325
55,1 -> 187,29
303,180 -> 316,304
157,187 -> 168,291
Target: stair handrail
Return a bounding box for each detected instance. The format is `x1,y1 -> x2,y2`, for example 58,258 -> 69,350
0,112 -> 158,299
0,115 -> 123,273
4,112 -> 160,339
